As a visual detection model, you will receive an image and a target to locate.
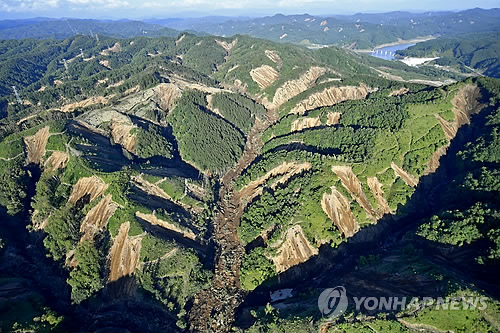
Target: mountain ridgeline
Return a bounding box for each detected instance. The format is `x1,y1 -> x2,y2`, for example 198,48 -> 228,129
0,27 -> 499,333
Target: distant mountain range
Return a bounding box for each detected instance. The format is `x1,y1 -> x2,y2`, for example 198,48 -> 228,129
1,8 -> 498,49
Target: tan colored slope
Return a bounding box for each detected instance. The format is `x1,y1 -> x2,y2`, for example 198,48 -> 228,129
152,83 -> 181,111
250,65 -> 280,90
24,126 -> 49,165
176,34 -> 185,46
424,145 -> 449,175
290,84 -> 373,115
136,211 -> 196,241
265,50 -> 281,64
436,84 -> 484,140
60,96 -> 109,113
68,176 -> 108,204
389,87 -> 409,96
391,162 -> 418,187
216,39 -> 237,53
100,42 -> 121,56
290,117 -> 321,132
44,151 -> 69,171
322,186 -> 359,237
110,119 -> 137,153
332,166 -> 378,219
367,176 -> 391,215
271,225 -> 318,273
239,161 -> 312,203
326,112 -> 341,125
80,194 -> 118,241
109,222 -> 143,282
272,66 -> 327,108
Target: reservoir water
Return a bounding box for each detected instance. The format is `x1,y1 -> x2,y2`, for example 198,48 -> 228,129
371,43 -> 415,60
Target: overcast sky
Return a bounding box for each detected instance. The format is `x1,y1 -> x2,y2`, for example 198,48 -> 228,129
1,0 -> 498,19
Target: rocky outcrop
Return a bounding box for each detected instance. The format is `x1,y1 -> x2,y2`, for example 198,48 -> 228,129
271,225 -> 318,273
110,118 -> 137,153
290,116 -> 321,132
109,222 -> 143,282
99,60 -> 111,69
68,176 -> 108,204
322,186 -> 359,237
265,50 -> 281,64
44,151 -> 69,171
290,84 -> 373,115
24,126 -> 49,165
391,162 -> 418,187
250,65 -> 280,90
332,166 -> 377,219
326,112 -> 341,125
80,194 -> 118,241
152,83 -> 181,111
272,66 -> 327,107
367,176 -> 391,215
136,211 -> 196,241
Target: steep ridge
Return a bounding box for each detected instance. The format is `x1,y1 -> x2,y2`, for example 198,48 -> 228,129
68,176 -> 108,204
332,165 -> 378,219
367,176 -> 391,215
321,186 -> 360,237
391,161 -> 419,187
271,225 -> 318,273
239,161 -> 312,203
269,66 -> 327,108
109,222 -> 143,282
250,65 -> 280,90
290,116 -> 321,132
44,151 -> 69,172
135,211 -> 197,241
24,126 -> 50,165
110,118 -> 137,153
80,194 -> 118,241
290,84 -> 374,115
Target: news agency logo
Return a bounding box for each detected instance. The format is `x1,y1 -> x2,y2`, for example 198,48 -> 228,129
317,286 -> 348,318
318,286 -> 489,318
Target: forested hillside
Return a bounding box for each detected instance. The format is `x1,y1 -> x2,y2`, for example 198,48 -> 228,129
397,32 -> 500,78
0,30 -> 498,333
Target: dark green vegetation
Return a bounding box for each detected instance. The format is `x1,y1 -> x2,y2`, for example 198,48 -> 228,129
0,27 -> 498,333
398,32 -> 500,78
169,90 -> 245,172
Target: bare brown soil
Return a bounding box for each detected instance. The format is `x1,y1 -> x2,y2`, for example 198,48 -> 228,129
326,112 -> 341,125
367,176 -> 391,215
109,222 -> 144,282
68,176 -> 108,204
391,162 -> 419,187
250,65 -> 280,90
136,211 -> 196,241
271,225 -> 318,273
80,194 -> 118,241
321,186 -> 360,237
44,151 -> 69,172
290,116 -> 321,132
332,166 -> 378,219
24,126 -> 49,165
110,119 -> 136,153
290,84 -> 374,115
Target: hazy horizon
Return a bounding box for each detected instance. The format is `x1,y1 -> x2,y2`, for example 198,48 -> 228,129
0,0 -> 498,20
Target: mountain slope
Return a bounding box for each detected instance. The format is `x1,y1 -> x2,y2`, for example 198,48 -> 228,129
0,33 -> 498,333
